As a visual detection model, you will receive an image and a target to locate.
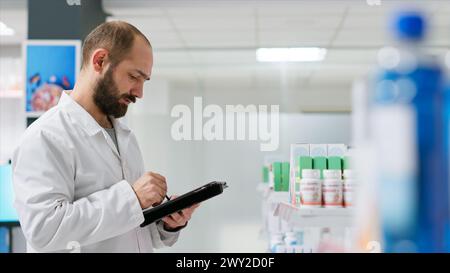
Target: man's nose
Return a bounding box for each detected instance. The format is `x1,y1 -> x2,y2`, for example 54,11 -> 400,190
130,85 -> 144,99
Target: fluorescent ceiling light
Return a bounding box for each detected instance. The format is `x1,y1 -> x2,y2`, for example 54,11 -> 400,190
256,47 -> 327,62
0,21 -> 15,36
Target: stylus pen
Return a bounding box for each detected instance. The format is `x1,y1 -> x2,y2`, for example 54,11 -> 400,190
165,195 -> 171,201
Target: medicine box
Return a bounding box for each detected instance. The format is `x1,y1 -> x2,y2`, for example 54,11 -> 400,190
281,162 -> 290,192
328,156 -> 343,171
310,144 -> 327,157
262,166 -> 269,183
273,162 -> 282,191
289,144 -> 310,203
327,144 -> 348,157
313,157 -> 327,179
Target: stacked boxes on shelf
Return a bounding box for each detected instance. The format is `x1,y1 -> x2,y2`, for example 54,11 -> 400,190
259,147 -> 355,253
260,155 -> 290,250
261,155 -> 283,188
289,143 -> 356,208
270,161 -> 290,192
289,144 -> 310,203
262,165 -> 269,184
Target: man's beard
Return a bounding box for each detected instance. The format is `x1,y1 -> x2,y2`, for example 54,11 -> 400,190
93,66 -> 136,118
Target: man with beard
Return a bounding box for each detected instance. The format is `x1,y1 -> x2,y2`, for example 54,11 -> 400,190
12,21 -> 199,253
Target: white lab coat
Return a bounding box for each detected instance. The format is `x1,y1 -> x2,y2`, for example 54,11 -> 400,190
12,91 -> 180,253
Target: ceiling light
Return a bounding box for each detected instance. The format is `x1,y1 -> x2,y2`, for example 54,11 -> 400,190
256,47 -> 327,62
0,21 -> 15,36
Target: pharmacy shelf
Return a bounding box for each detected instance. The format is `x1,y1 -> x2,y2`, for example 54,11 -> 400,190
256,183 -> 290,203
256,183 -> 269,193
26,111 -> 45,118
257,184 -> 290,239
267,192 -> 289,204
0,90 -> 23,99
274,202 -> 355,228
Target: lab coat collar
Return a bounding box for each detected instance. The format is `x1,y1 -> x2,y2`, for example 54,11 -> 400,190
59,91 -> 131,137
111,117 -> 131,134
59,91 -> 103,136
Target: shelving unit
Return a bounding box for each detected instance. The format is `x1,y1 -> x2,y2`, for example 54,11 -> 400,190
0,90 -> 23,99
257,183 -> 290,243
274,202 -> 354,228
258,182 -> 356,253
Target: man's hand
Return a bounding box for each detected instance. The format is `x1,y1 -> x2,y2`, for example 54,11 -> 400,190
132,172 -> 167,209
162,195 -> 200,231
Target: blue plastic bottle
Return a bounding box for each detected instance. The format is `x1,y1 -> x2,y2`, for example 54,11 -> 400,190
444,80 -> 450,251
373,11 -> 449,252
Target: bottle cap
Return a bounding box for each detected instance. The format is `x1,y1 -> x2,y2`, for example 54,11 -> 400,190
393,10 -> 426,41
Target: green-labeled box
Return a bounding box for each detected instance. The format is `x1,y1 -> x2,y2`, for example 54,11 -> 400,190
343,156 -> 351,170
328,156 -> 342,171
297,156 -> 313,179
313,157 -> 327,179
281,162 -> 290,192
273,162 -> 282,191
262,166 -> 269,183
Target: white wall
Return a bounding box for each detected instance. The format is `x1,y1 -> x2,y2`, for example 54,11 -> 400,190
0,96 -> 26,163
127,82 -> 351,252
0,46 -> 25,163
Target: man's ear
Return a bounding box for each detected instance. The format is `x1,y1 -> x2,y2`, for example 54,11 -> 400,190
91,48 -> 109,73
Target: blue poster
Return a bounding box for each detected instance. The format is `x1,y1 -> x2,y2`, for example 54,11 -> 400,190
0,227 -> 8,253
0,164 -> 18,223
25,41 -> 79,113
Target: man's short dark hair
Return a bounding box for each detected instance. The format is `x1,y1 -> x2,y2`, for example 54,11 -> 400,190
81,21 -> 151,69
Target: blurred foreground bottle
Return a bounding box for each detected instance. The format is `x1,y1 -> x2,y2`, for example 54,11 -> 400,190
444,55 -> 450,252
372,10 -> 449,252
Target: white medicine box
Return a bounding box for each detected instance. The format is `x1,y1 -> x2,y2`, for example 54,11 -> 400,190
327,144 -> 348,157
309,144 -> 327,157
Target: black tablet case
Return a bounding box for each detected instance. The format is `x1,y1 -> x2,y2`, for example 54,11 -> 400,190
140,181 -> 227,227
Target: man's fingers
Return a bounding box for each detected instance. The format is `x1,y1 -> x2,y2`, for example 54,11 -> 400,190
152,183 -> 167,193
151,185 -> 165,199
170,212 -> 185,224
180,211 -> 192,221
150,189 -> 165,206
184,203 -> 200,215
150,172 -> 166,182
164,213 -> 186,227
162,216 -> 178,227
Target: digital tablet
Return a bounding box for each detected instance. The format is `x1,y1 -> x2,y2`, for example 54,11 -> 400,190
140,181 -> 228,227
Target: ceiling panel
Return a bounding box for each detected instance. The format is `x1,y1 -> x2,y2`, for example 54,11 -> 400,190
324,49 -> 378,64
332,29 -> 387,46
103,0 -> 166,16
2,0 -> 448,108
426,27 -> 450,47
258,30 -> 335,47
171,15 -> 255,31
108,15 -> 174,31
153,51 -> 192,66
257,15 -> 342,31
141,30 -> 184,49
256,2 -> 347,17
341,14 -> 388,30
181,30 -> 256,47
0,8 -> 27,45
166,6 -> 255,17
189,50 -> 256,65
430,12 -> 450,28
